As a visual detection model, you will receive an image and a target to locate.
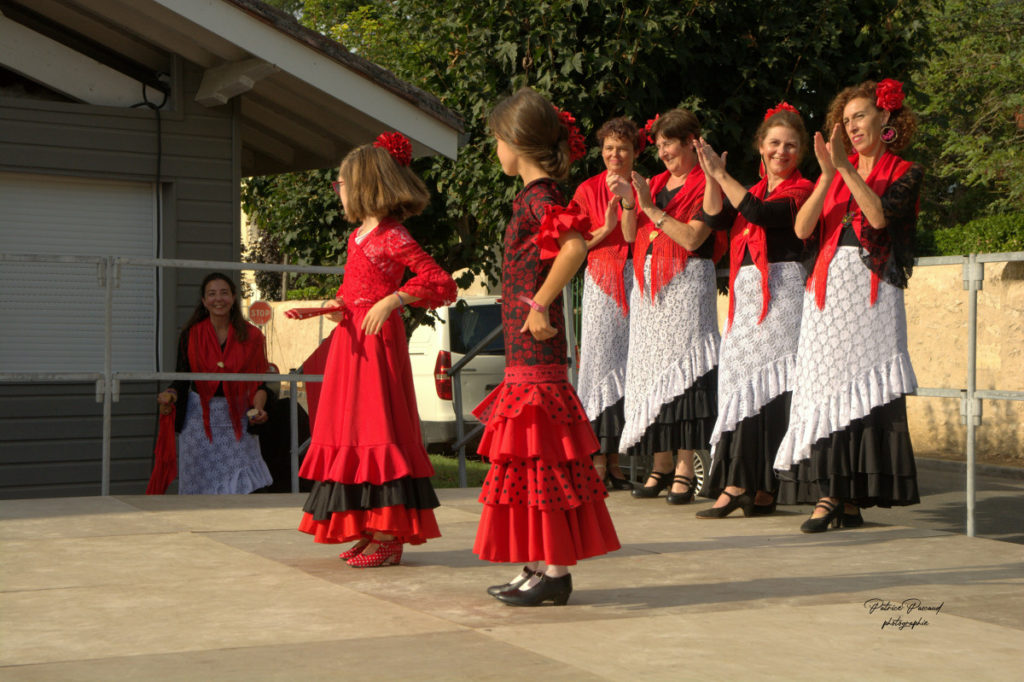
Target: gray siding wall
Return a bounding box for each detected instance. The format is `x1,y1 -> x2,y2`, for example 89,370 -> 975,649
0,60 -> 239,498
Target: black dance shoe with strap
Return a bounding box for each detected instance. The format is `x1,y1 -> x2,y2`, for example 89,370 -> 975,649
496,573 -> 573,607
487,567 -> 540,597
666,474 -> 696,505
631,470 -> 673,498
800,499 -> 843,533
605,473 -> 633,491
695,490 -> 754,518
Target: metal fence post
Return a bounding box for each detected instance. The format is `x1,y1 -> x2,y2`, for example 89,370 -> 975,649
962,253 -> 984,537
290,372 -> 300,493
101,256 -> 114,496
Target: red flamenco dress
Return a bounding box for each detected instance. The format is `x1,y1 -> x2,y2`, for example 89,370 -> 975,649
298,218 -> 456,545
473,178 -> 621,566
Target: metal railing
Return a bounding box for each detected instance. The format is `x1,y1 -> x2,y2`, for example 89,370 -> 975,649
2,250 -> 1022,537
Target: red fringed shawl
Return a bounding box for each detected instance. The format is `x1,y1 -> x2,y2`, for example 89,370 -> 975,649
810,150 -> 913,309
572,171 -> 635,315
634,165 -> 727,300
726,171 -> 813,330
187,318 -> 267,441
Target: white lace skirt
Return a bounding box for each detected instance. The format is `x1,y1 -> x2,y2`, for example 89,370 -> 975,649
576,264 -> 632,423
620,256 -> 719,452
710,262 -> 803,453
774,247 -> 917,469
178,392 -> 273,494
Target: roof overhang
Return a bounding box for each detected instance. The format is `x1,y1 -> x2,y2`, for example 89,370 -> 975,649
1,0 -> 463,175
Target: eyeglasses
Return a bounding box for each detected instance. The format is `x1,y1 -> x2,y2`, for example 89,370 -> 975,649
331,180 -> 344,198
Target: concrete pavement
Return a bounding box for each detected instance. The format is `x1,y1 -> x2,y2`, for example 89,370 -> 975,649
1,469 -> 1022,681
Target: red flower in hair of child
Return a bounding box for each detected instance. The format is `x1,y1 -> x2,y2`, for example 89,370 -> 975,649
875,79 -> 905,112
373,131 -> 413,166
554,106 -> 587,163
644,114 -> 660,145
763,101 -> 799,121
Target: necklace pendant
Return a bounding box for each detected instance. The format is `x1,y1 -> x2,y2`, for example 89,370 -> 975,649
216,361 -> 225,368
841,212 -> 854,228
650,230 -> 659,240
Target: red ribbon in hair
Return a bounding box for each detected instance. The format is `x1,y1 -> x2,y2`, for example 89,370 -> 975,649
725,171 -> 813,331
810,150 -> 913,309
187,318 -> 267,441
763,101 -> 799,121
553,106 -> 586,162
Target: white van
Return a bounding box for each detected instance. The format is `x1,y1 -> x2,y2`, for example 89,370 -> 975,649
409,296 -> 505,448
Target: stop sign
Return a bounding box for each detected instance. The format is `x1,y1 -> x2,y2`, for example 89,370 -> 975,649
248,300 -> 272,326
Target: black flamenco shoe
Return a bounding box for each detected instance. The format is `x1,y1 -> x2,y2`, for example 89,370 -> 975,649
605,472 -> 633,491
665,475 -> 696,505
631,470 -> 673,498
496,573 -> 573,607
487,567 -> 539,597
840,507 -> 864,528
695,490 -> 753,518
751,499 -> 778,516
800,499 -> 842,533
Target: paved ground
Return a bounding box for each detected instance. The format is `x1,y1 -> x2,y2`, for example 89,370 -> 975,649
1,461 -> 1022,681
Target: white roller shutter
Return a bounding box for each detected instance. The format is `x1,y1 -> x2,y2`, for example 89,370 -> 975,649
0,172 -> 157,373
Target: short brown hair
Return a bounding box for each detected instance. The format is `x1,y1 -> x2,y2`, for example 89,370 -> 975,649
489,87 -> 572,180
650,108 -> 701,144
596,117 -> 642,152
338,144 -> 430,222
753,109 -> 810,163
825,80 -> 918,153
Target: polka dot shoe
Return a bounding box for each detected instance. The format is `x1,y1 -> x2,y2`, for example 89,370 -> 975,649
346,540 -> 403,568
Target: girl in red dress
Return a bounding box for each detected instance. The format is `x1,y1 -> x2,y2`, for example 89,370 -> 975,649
297,133 -> 457,567
474,88 -> 621,606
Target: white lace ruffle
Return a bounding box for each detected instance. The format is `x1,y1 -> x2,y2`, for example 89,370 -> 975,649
619,330 -> 719,452
576,267 -> 631,421
773,352 -> 917,468
710,352 -> 796,448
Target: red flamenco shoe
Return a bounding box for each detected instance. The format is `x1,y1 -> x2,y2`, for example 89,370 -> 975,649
338,537 -> 371,560
346,540 -> 403,568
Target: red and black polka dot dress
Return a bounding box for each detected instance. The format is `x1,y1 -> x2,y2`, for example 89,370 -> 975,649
472,179 -> 621,566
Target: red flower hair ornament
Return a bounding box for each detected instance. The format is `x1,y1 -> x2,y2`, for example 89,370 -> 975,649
875,78 -> 905,112
644,113 -> 660,145
373,131 -> 413,167
554,106 -> 587,163
763,101 -> 799,121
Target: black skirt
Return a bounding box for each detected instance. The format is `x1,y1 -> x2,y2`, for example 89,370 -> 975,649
590,397 -> 626,454
702,391 -> 791,498
627,367 -> 717,461
776,396 -> 919,507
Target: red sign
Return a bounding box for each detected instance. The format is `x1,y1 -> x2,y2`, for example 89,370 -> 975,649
248,300 -> 272,326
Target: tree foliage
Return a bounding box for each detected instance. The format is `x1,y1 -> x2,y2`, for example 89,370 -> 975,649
247,0 -> 935,292
913,0 -> 1024,229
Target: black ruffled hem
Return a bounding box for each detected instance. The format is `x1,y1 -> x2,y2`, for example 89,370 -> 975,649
591,398 -> 626,454
302,476 -> 441,521
702,392 -> 791,499
627,368 -> 717,459
776,396 -> 919,507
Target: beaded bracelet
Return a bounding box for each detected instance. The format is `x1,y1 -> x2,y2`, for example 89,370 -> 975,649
394,292 -> 405,308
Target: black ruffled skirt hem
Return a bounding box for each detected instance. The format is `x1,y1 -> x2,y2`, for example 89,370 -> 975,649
627,368 -> 717,460
703,392 -> 791,498
591,398 -> 626,454
302,476 -> 441,521
776,396 -> 919,507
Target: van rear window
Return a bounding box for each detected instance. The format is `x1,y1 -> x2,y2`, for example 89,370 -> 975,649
450,304 -> 504,355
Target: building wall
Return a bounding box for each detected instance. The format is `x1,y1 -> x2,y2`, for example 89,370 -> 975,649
0,60 -> 238,498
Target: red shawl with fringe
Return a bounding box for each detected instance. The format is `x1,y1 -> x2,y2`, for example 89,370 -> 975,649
634,165 -> 726,300
810,150 -> 913,309
572,171 -> 634,315
187,318 -> 267,441
726,171 -> 813,330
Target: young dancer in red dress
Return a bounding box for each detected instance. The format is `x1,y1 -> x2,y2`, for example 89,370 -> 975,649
474,88 -> 621,606
297,133 -> 456,567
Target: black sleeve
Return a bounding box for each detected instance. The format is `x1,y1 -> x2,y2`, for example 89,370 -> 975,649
702,203 -> 738,232
860,163 -> 924,288
736,193 -> 799,232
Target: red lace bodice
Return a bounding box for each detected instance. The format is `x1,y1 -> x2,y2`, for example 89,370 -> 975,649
338,219 -> 456,309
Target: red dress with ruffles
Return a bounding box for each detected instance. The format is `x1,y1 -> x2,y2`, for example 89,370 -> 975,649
473,178 -> 621,566
298,218 -> 456,545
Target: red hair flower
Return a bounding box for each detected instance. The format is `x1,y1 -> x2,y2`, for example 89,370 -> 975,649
644,113 -> 660,145
875,78 -> 905,112
554,106 -> 586,163
373,131 -> 412,167
763,101 -> 799,121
